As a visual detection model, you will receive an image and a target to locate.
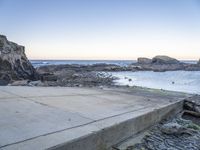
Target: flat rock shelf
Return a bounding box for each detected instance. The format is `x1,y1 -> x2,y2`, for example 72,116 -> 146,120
0,86 -> 191,150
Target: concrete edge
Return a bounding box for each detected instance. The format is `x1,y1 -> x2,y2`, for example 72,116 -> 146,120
49,100 -> 184,150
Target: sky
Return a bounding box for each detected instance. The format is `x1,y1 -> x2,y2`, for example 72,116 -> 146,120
0,0 -> 200,60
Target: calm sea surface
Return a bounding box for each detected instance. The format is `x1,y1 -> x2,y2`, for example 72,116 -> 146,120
30,60 -> 135,67
112,71 -> 200,94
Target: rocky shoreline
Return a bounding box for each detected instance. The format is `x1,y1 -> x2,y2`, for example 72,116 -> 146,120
1,35 -> 200,87
125,95 -> 200,150
32,56 -> 200,87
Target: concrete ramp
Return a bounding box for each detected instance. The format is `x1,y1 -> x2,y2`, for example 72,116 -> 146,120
0,86 -> 190,150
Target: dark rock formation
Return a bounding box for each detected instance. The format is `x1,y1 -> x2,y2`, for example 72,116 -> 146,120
151,55 -> 180,64
137,57 -> 152,64
0,35 -> 38,85
198,59 -> 200,65
184,95 -> 200,114
132,55 -> 183,71
37,63 -> 130,73
130,114 -> 200,150
161,123 -> 190,135
131,55 -> 200,72
36,64 -> 118,87
137,55 -> 180,65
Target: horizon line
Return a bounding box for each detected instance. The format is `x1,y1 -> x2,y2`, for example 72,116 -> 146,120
29,58 -> 198,61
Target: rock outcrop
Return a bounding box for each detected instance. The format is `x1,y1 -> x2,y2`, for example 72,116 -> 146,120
137,57 -> 152,64
198,59 -> 200,65
151,55 -> 180,64
36,64 -> 120,87
137,55 -> 180,65
133,55 -> 182,71
131,55 -> 200,72
0,35 -> 38,85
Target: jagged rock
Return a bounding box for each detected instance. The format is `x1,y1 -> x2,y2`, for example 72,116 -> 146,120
0,74 -> 11,85
137,57 -> 152,64
184,95 -> 200,113
152,55 -> 180,64
0,35 -> 38,85
161,123 -> 187,135
42,74 -> 58,81
131,116 -> 200,150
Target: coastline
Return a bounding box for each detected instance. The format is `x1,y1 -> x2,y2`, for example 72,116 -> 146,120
1,35 -> 200,150
31,55 -> 200,88
6,63 -> 200,95
1,36 -> 200,88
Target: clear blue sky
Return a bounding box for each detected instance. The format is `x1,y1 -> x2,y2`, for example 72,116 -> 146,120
0,0 -> 200,60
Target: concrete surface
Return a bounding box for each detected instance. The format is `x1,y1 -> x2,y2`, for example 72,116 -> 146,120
0,86 -> 190,150
115,130 -> 149,150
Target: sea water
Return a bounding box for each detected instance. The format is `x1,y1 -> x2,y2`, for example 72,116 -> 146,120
112,71 -> 200,94
30,60 -> 135,67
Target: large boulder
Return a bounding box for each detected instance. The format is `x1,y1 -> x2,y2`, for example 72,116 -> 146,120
0,35 -> 38,85
137,57 -> 152,64
133,55 -> 185,72
152,55 -> 180,64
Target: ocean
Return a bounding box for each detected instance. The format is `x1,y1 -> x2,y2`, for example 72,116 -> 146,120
30,60 -> 135,68
31,60 -> 197,68
31,60 -> 200,94
112,71 -> 200,94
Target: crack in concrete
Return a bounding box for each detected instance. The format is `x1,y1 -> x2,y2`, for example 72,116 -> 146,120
0,105 -> 154,149
0,90 -> 96,123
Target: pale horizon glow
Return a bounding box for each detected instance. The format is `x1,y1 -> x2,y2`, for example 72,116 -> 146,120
1,0 -> 200,60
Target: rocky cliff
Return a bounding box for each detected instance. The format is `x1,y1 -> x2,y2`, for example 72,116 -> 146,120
0,35 -> 38,85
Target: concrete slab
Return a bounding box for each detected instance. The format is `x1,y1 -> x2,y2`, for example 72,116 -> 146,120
28,93 -> 171,120
0,86 -> 105,98
1,101 -> 184,150
0,89 -> 19,99
0,86 -> 190,150
0,98 -> 92,148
